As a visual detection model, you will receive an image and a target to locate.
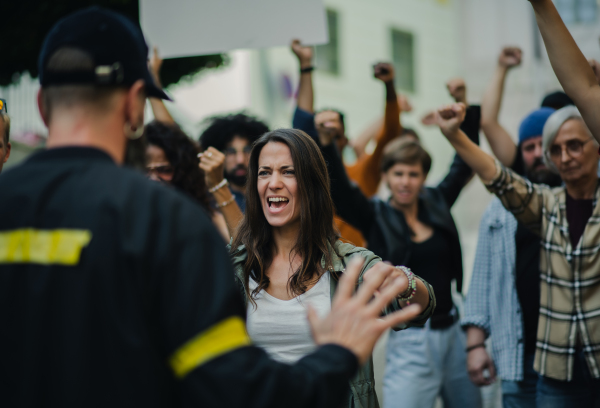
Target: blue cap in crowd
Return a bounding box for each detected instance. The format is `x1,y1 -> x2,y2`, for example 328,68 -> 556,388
518,108 -> 556,144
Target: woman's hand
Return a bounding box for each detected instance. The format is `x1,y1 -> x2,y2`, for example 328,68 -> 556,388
307,258 -> 422,366
362,262 -> 408,296
199,147 -> 226,190
436,103 -> 467,140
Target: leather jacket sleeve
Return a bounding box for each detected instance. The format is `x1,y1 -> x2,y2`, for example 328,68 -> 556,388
436,105 -> 481,208
321,143 -> 376,236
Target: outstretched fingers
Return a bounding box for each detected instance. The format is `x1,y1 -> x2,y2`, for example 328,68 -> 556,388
377,304 -> 422,330
364,276 -> 405,316
332,256 -> 364,308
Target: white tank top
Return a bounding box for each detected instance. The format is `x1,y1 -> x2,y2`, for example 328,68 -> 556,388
246,272 -> 331,364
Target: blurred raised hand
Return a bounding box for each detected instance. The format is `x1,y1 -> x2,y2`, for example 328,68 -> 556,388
498,47 -> 522,69
447,78 -> 467,104
373,62 -> 395,83
436,103 -> 467,139
291,39 -> 314,68
198,147 -> 226,189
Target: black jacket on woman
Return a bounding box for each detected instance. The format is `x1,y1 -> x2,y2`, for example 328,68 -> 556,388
316,107 -> 480,294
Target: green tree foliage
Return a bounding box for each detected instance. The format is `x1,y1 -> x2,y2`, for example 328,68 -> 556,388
0,1 -> 225,87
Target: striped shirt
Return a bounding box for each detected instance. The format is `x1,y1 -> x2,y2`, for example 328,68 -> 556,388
486,162 -> 600,381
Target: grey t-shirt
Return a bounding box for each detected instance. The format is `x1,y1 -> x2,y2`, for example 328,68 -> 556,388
246,272 -> 331,364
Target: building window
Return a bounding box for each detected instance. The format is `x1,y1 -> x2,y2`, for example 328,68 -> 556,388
391,29 -> 415,93
555,0 -> 597,24
315,9 -> 340,75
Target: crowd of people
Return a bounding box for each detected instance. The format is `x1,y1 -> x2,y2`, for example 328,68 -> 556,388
1,0 -> 600,407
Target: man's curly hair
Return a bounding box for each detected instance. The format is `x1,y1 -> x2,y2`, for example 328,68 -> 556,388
199,112 -> 269,152
144,121 -> 213,215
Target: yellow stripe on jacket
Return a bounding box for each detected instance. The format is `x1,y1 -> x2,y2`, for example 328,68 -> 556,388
0,229 -> 92,265
170,316 -> 252,378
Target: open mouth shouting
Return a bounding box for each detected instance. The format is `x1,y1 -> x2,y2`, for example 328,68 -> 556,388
267,196 -> 290,213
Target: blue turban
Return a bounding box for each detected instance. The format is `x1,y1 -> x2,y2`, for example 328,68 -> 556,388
518,108 -> 555,144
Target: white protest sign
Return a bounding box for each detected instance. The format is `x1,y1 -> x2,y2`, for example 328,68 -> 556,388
140,0 -> 329,58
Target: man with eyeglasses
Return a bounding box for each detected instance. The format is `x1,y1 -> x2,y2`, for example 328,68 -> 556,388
436,102 -> 600,406
199,113 -> 269,212
0,99 -> 11,174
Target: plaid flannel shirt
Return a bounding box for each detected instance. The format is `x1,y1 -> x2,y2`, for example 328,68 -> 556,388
486,162 -> 600,381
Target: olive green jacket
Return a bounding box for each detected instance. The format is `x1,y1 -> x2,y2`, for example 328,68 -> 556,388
230,240 -> 436,408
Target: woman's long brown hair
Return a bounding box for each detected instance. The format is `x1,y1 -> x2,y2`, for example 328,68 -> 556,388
230,129 -> 339,305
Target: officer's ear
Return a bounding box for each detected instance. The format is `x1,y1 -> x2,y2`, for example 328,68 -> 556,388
124,80 -> 146,132
37,89 -> 50,127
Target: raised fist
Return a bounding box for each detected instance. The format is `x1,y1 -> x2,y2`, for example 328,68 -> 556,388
373,62 -> 395,83
446,78 -> 467,104
198,147 -> 226,190
291,39 -> 313,67
316,123 -> 338,147
498,47 -> 522,69
436,103 -> 467,138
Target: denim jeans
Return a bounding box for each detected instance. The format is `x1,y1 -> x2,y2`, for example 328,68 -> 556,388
537,350 -> 600,408
383,320 -> 482,408
501,353 -> 538,408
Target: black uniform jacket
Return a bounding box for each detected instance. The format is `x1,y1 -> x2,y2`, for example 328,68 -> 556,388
322,106 -> 481,294
0,147 -> 357,408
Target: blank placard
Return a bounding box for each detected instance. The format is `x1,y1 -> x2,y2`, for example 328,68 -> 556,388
140,0 -> 329,58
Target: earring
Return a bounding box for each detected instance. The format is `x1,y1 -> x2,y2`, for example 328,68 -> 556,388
125,122 -> 144,140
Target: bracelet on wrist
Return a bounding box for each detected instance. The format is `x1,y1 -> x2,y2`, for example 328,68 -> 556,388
209,179 -> 229,194
216,196 -> 235,209
466,343 -> 486,353
395,266 -> 417,303
300,66 -> 315,74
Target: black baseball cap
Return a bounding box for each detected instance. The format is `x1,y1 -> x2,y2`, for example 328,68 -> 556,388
38,6 -> 170,100
541,91 -> 573,110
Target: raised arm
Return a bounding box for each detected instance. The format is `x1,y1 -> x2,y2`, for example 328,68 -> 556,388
318,127 -> 376,236
350,63 -> 402,197
199,147 -> 243,238
148,47 -> 176,126
436,102 -> 481,208
291,40 -> 320,142
351,67 -> 410,159
436,103 -> 545,232
436,103 -> 498,183
291,39 -> 314,114
480,47 -> 523,166
528,0 -> 600,142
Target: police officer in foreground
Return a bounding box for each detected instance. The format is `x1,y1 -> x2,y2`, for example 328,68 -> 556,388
0,8 -> 421,407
